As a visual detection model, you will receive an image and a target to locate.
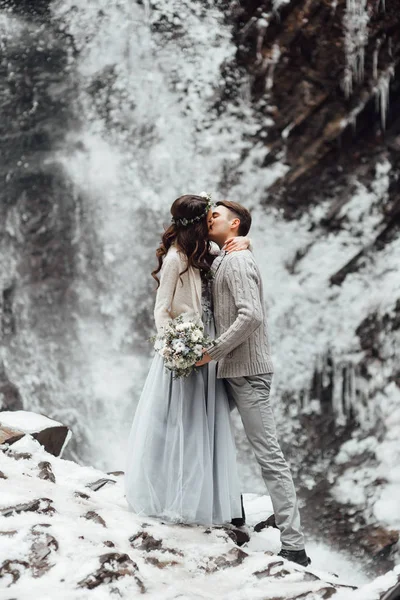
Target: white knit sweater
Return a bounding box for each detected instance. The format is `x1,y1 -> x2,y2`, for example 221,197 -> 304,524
154,246 -> 202,333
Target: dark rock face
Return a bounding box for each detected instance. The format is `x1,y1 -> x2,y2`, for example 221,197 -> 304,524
0,1 -> 88,461
32,426 -> 70,457
228,0 -> 400,199
356,300 -> 400,376
0,363 -> 23,411
0,5 -> 77,258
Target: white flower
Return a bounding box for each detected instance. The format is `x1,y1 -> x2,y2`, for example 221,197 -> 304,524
175,323 -> 186,332
154,337 -> 164,351
191,330 -> 202,342
172,340 -> 186,353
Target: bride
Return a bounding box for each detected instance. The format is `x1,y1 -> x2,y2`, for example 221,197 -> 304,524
125,194 -> 249,525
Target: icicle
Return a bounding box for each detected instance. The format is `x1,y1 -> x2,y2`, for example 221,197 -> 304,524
342,363 -> 357,418
266,44 -> 281,90
374,66 -> 394,130
349,364 -> 356,414
142,0 -> 152,22
322,351 -> 331,388
239,15 -> 257,39
302,386 -> 310,410
372,38 -> 382,80
255,15 -> 270,63
342,365 -> 349,415
355,366 -> 370,427
342,0 -> 370,97
332,359 -> 345,421
281,121 -> 295,139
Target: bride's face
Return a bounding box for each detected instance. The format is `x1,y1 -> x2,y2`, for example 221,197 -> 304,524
207,208 -> 213,233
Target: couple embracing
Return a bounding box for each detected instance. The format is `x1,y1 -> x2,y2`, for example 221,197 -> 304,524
125,194 -> 310,567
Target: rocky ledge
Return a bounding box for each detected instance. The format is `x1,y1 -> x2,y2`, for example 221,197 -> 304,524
0,420 -> 399,599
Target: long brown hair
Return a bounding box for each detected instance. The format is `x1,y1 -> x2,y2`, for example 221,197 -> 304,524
152,195 -> 212,287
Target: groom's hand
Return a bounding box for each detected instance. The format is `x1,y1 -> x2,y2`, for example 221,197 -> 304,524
196,351 -> 212,366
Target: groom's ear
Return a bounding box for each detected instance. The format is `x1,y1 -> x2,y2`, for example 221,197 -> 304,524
231,217 -> 241,231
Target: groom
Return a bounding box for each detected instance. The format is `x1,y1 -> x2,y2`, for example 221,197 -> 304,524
197,200 -> 310,567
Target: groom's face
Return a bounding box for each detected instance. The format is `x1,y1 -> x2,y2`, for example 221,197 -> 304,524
207,205 -> 235,244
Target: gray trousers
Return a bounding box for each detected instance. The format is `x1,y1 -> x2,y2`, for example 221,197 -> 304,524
224,373 -> 305,550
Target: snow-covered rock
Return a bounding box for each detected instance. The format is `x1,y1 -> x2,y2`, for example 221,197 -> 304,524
0,411 -> 71,457
0,435 -> 398,599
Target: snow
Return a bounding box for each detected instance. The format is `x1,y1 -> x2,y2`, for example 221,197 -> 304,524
335,565 -> 400,600
335,436 -> 378,465
0,411 -> 64,433
0,436 -> 390,599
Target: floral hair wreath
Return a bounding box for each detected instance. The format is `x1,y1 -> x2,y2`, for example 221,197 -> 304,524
171,192 -> 213,227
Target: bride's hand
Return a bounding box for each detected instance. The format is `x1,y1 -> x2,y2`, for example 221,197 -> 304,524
223,236 -> 250,253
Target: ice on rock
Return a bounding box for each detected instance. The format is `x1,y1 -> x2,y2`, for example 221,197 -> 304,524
272,0 -> 291,13
343,0 -> 370,97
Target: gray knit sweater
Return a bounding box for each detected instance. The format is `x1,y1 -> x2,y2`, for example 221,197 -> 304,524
207,250 -> 274,378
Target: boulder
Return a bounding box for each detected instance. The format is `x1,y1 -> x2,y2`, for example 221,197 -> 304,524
0,411 -> 71,457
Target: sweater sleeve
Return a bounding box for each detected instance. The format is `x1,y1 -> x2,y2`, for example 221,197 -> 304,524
209,241 -> 221,256
207,254 -> 263,361
153,254 -> 181,334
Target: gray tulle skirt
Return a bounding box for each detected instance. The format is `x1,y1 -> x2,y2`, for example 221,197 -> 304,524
125,316 -> 242,526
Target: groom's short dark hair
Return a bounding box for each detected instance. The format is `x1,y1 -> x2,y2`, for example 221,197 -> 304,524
216,201 -> 252,236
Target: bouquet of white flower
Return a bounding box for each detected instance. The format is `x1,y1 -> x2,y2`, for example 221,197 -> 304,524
153,315 -> 214,379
